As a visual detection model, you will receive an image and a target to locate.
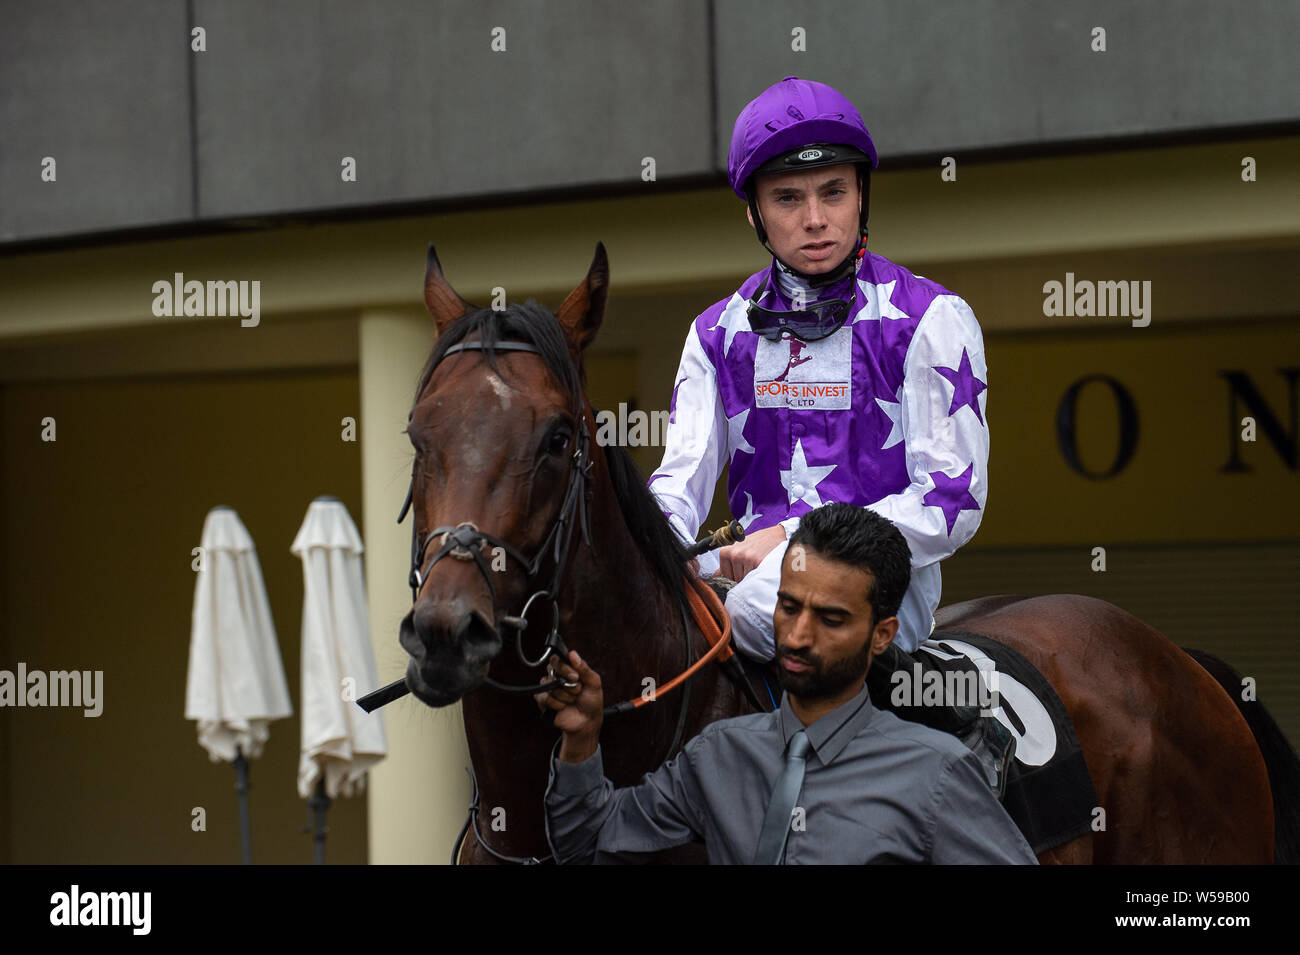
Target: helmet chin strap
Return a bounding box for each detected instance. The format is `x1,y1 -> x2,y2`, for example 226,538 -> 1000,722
769,230 -> 867,288
747,167 -> 871,289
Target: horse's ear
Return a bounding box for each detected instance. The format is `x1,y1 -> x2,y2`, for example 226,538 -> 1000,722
554,243 -> 608,356
424,243 -> 475,334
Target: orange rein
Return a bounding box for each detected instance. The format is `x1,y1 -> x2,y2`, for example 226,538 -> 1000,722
607,574 -> 733,712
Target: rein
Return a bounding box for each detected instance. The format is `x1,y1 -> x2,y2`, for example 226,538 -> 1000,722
358,335 -> 738,865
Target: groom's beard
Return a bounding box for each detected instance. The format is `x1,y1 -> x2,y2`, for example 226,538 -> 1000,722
776,640 -> 872,701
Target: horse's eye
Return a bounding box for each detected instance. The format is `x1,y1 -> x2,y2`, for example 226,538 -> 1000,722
548,430 -> 571,455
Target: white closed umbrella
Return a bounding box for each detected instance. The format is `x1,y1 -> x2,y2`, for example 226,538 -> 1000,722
185,505 -> 293,863
291,496 -> 387,862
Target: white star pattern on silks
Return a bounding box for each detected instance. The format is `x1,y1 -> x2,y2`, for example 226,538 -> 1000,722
875,387 -> 904,449
737,492 -> 761,530
709,292 -> 752,358
851,278 -> 910,324
780,439 -> 836,509
727,406 -> 756,458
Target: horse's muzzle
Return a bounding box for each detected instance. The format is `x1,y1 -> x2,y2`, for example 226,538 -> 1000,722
400,603 -> 503,706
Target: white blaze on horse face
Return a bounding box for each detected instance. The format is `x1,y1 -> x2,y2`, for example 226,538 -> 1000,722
485,373 -> 512,411
461,441 -> 485,474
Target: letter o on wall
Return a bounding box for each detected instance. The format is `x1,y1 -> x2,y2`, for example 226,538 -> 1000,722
1055,374 -> 1139,479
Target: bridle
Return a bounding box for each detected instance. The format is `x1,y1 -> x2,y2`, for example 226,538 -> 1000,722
380,332 -> 741,864
399,339 -> 594,697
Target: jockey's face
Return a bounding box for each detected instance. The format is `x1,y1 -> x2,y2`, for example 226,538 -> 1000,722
747,164 -> 862,275
774,545 -> 898,706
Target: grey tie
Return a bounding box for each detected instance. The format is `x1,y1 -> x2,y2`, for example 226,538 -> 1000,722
753,730 -> 812,865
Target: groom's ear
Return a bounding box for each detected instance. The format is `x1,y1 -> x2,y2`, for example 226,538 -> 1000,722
872,617 -> 899,656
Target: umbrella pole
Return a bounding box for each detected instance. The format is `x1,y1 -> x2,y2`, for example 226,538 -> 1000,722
309,778 -> 332,864
233,746 -> 253,865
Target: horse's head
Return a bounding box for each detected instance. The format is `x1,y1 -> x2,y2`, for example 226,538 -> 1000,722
399,244 -> 608,707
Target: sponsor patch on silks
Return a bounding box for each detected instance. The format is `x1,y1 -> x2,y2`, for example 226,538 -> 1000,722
753,327 -> 851,409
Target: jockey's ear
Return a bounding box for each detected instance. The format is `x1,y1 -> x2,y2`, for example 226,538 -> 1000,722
555,243 -> 609,360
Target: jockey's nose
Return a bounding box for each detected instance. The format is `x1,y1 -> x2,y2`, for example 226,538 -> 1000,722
804,196 -> 829,231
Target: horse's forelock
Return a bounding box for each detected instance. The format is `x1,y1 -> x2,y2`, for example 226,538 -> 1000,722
413,303 -> 581,411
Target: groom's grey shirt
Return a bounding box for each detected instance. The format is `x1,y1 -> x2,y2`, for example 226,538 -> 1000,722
545,684 -> 1037,864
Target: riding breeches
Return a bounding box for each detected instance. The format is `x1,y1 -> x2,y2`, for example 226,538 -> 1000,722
721,538 -> 940,661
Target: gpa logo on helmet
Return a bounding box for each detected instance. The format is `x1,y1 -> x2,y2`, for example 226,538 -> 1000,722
797,148 -> 824,162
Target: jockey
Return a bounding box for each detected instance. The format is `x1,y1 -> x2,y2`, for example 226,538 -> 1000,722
649,76 -> 1016,795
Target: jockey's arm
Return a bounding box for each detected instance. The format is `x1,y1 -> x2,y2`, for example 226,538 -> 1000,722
649,320 -> 729,571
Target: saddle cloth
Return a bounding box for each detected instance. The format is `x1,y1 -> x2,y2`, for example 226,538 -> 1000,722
918,628 -> 1098,855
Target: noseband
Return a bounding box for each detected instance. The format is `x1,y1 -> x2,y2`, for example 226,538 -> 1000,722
398,339 -> 594,695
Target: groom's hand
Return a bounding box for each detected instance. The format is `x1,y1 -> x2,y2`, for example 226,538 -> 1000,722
537,651 -> 605,763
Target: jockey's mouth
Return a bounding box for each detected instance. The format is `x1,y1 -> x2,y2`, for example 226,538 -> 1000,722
800,240 -> 838,261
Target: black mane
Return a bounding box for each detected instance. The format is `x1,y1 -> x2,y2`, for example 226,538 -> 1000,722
413,303 -> 690,615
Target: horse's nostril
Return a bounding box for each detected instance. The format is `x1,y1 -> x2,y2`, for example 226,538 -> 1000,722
458,612 -> 502,663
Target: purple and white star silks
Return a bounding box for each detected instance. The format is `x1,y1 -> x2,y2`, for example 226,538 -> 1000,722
709,293 -> 753,358
852,277 -> 911,324
727,406 -> 756,459
933,347 -> 986,424
922,463 -> 981,535
649,248 -> 988,574
781,439 -> 836,510
875,385 -> 904,449
668,376 -> 686,425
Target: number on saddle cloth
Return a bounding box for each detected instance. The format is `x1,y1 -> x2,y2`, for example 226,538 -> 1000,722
916,630 -> 1099,856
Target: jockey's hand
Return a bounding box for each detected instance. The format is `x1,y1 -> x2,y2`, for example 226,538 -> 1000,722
537,651 -> 604,763
717,524 -> 786,582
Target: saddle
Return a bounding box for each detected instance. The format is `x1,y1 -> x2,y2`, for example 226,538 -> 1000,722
915,629 -> 1098,854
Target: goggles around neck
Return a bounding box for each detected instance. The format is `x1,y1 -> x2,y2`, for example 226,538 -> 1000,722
745,274 -> 856,343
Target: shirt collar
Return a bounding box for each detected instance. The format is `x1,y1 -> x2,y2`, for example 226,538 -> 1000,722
777,683 -> 874,766
761,257 -> 856,311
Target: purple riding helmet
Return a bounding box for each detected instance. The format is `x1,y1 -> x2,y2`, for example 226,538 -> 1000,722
728,76 -> 879,283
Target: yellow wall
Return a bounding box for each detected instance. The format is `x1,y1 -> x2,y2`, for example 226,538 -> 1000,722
979,319 -> 1300,546
0,368 -> 367,863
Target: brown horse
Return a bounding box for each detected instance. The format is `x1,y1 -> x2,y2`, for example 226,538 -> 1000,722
401,243 -> 1296,864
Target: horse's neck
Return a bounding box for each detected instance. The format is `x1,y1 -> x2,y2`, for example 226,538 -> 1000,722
460,475 -> 694,859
